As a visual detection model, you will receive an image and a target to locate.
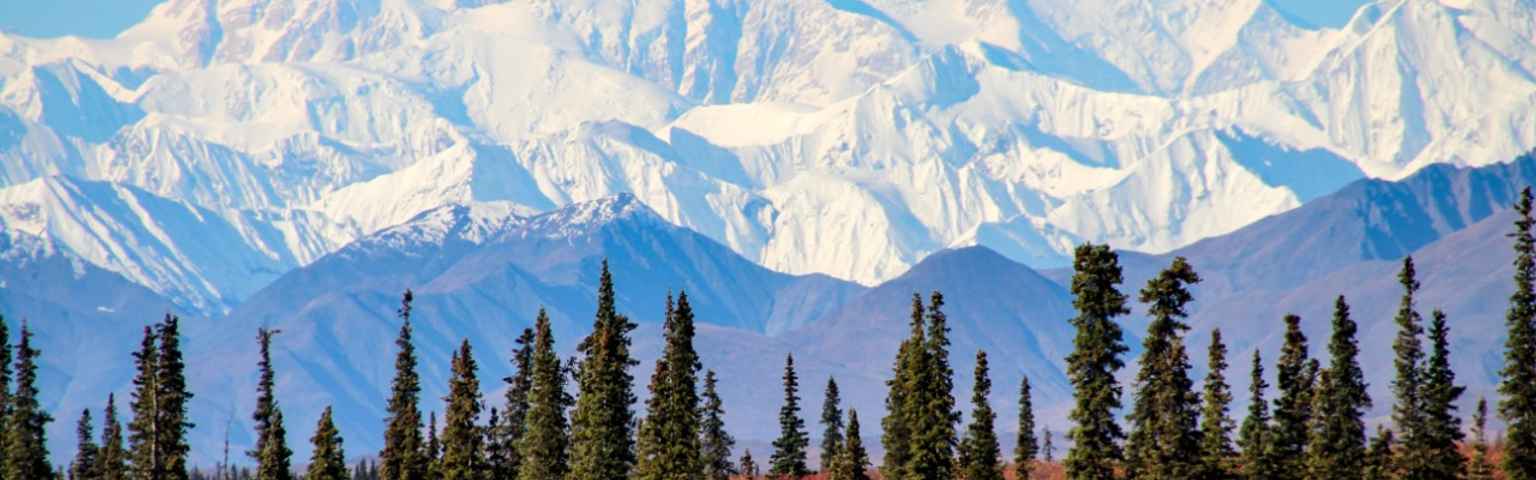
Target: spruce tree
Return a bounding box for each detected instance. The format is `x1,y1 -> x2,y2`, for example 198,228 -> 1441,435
820,378 -> 844,471
380,291 -> 426,480
1420,310 -> 1465,478
72,409 -> 100,480
250,328 -> 292,480
1014,375 -> 1038,480
569,261 -> 639,480
1468,397 -> 1495,480
426,412 -> 440,478
1391,257 -> 1430,477
1503,186 -> 1536,480
958,351 -> 1004,480
1125,257 -> 1203,480
1237,351 -> 1274,480
307,407 -> 347,480
827,409 -> 871,480
740,450 -> 758,479
635,292 -> 704,480
1199,329 -> 1236,479
0,315 -> 10,478
769,354 -> 809,479
156,316 -> 193,480
441,340 -> 486,480
1269,314 -> 1311,480
1043,428 -> 1054,463
484,408 -> 507,480
4,322 -> 50,479
880,294 -> 925,480
493,328 -> 535,478
700,370 -> 736,480
1304,296 -> 1369,480
904,292 -> 958,480
127,325 -> 159,480
1064,244 -> 1130,480
98,394 -> 126,480
1362,427 -> 1395,480
518,309 -> 570,480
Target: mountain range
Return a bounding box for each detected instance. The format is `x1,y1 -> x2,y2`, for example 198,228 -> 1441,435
4,0 -> 1536,466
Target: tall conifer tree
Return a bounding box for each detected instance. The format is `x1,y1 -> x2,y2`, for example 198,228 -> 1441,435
1014,376 -> 1038,479
250,328 -> 292,480
905,292 -> 958,480
4,322 -> 50,479
127,325 -> 158,480
1391,257 -> 1431,477
769,354 -> 809,479
1468,397 -> 1495,480
958,351 -> 1003,480
1199,329 -> 1236,479
1421,310 -> 1465,478
700,370 -> 736,480
380,291 -> 426,480
1363,427 -> 1395,480
441,340 -> 486,480
569,261 -> 639,480
98,394 -> 126,480
1503,186 -> 1536,480
1269,314 -> 1311,480
820,378 -> 844,471
1063,244 -> 1130,480
157,316 -> 193,479
426,412 -> 440,477
72,409 -> 100,480
1125,257 -> 1203,480
0,315 -> 10,476
880,295 -> 924,480
518,309 -> 569,480
307,407 -> 347,480
1237,351 -> 1273,480
826,409 -> 870,480
492,327 -> 535,478
1304,296 -> 1369,480
636,292 -> 704,480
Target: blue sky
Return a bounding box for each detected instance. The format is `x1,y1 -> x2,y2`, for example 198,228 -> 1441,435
0,0 -> 1370,39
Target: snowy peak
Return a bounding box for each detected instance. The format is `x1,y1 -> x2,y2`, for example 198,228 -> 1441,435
519,192 -> 665,237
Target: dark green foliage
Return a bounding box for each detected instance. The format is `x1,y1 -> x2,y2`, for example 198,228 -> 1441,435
880,294 -> 925,480
904,292 -> 959,480
441,340 -> 486,480
1014,375 -> 1038,479
381,290 -> 426,480
1064,244 -> 1130,480
1125,257 -> 1203,480
700,370 -> 736,480
0,316 -> 10,477
1504,186 -> 1536,480
635,292 -> 704,480
958,351 -> 1003,480
426,412 -> 440,477
1469,397 -> 1495,480
1363,427 -> 1395,480
569,261 -> 640,480
518,309 -> 570,480
307,407 -> 347,480
1391,257 -> 1431,477
1269,314 -> 1312,480
4,323 -> 50,479
1237,351 -> 1274,480
1420,310 -> 1465,478
491,328 -> 535,478
250,328 -> 292,480
72,409 -> 100,480
1304,296 -> 1370,480
769,354 -> 809,479
98,394 -> 126,480
1199,329 -> 1236,479
740,450 -> 758,479
129,316 -> 193,480
820,378 -> 844,471
826,409 -> 871,480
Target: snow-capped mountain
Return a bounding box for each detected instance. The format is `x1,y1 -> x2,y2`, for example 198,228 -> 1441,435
4,0 -> 1536,302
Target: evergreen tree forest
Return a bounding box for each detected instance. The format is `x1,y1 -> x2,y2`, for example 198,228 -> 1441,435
10,187 -> 1536,480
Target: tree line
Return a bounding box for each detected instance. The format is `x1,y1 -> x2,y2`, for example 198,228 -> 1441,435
6,188 -> 1536,480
